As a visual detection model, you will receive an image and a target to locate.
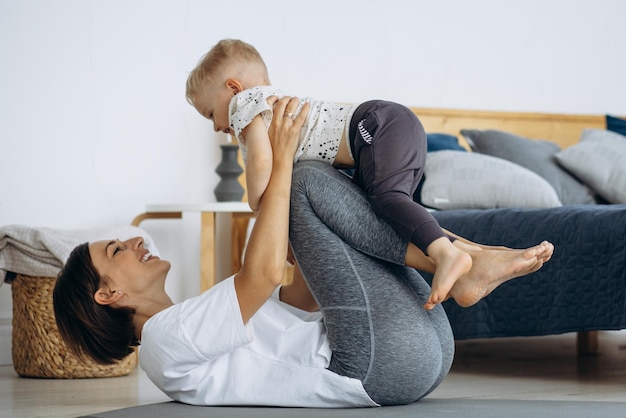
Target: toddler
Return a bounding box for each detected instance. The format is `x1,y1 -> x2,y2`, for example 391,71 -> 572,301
186,39 -> 503,310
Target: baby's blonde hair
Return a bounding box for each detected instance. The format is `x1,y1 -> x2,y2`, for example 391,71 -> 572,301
186,39 -> 269,106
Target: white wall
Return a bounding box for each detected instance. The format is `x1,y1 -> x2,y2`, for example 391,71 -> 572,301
1,0 -> 625,364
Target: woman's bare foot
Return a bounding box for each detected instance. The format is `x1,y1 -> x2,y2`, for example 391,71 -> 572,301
534,241 -> 554,264
454,239 -> 554,266
424,238 -> 473,310
448,241 -> 554,308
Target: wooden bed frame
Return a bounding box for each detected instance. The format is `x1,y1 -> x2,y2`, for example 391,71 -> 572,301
413,107 -> 606,149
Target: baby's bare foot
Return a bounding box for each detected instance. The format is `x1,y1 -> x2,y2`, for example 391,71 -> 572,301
449,241 -> 554,308
424,238 -> 473,310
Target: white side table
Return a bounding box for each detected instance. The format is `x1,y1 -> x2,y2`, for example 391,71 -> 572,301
132,203 -> 253,291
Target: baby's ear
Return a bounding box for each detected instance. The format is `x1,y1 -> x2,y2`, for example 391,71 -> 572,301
226,79 -> 243,94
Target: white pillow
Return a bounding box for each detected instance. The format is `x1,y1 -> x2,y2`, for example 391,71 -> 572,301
421,151 -> 562,210
555,129 -> 626,204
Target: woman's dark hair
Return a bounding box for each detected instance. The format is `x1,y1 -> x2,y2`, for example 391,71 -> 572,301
53,242 -> 139,365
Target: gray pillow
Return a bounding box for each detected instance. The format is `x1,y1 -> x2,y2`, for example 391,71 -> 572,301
460,129 -> 596,205
555,129 -> 626,204
421,151 -> 562,210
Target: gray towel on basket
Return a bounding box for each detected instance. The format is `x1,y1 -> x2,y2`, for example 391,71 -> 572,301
0,224 -> 159,283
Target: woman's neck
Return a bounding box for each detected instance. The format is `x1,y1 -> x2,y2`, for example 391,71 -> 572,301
133,295 -> 175,341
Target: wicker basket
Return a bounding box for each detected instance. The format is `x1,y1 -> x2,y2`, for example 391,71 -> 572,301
11,274 -> 137,378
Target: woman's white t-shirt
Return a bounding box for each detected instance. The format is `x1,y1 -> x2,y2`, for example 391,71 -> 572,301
139,276 -> 377,407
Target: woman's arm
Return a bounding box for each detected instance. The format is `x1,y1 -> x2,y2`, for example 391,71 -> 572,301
242,116 -> 273,212
279,262 -> 319,312
234,97 -> 310,323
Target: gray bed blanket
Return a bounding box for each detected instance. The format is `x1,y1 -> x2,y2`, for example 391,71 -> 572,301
427,204 -> 626,339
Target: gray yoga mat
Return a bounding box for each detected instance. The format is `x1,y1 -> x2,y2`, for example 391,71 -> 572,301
80,398 -> 626,418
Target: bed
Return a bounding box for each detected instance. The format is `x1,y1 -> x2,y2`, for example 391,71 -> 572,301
231,107 -> 626,355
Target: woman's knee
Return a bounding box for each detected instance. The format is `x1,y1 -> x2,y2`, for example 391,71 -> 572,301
364,345 -> 446,405
293,161 -> 332,180
291,161 -> 356,207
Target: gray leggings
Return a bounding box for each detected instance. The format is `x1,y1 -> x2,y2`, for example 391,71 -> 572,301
289,161 -> 454,406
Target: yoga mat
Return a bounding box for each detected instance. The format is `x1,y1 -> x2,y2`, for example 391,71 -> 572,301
80,398 -> 626,418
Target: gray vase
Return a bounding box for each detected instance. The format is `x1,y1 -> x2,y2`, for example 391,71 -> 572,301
214,144 -> 244,202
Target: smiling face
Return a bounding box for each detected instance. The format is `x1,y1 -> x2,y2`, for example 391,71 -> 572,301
89,236 -> 171,299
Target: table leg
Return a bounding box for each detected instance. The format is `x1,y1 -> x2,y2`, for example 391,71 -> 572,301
200,212 -> 216,292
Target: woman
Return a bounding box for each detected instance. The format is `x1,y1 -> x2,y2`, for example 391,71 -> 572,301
53,97 -> 552,408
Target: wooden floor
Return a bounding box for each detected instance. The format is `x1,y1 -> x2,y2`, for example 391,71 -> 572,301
2,331 -> 625,418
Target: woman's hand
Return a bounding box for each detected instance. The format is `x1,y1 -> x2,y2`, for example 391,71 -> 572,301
267,96 -> 310,163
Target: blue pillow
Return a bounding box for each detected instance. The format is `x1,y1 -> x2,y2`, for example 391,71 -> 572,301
426,133 -> 466,152
606,115 -> 626,137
